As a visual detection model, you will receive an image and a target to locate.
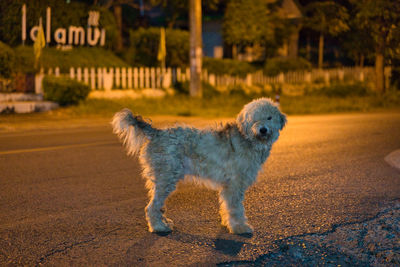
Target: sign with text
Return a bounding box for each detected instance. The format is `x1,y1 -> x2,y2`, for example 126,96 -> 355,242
22,5 -> 106,47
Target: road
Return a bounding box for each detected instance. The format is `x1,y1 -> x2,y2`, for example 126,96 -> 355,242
0,112 -> 399,265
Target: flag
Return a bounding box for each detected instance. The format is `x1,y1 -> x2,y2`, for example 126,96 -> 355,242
157,28 -> 166,68
34,19 -> 46,69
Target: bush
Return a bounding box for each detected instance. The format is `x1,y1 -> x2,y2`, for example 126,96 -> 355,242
173,81 -> 220,98
128,27 -> 189,68
203,57 -> 256,77
43,76 -> 90,105
264,57 -> 312,76
13,46 -> 129,73
0,41 -> 15,78
307,82 -> 370,97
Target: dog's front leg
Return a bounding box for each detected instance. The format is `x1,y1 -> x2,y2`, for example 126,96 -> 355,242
219,185 -> 253,234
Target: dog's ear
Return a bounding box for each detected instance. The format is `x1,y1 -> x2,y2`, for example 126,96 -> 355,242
279,112 -> 287,130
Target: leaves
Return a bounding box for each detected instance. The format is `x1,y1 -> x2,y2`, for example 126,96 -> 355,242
304,1 -> 349,37
223,0 -> 276,46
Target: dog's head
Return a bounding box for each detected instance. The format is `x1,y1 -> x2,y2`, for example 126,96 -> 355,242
236,98 -> 286,145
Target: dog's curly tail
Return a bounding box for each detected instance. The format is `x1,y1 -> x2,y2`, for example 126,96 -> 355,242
111,108 -> 158,156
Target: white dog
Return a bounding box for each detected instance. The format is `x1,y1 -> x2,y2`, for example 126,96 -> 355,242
112,98 -> 286,234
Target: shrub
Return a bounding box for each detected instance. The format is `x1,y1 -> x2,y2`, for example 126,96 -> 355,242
173,81 -> 220,98
203,57 -> 256,77
128,27 -> 189,68
264,57 -> 312,76
43,76 -> 90,105
13,46 -> 129,73
0,41 -> 15,78
307,82 -> 370,97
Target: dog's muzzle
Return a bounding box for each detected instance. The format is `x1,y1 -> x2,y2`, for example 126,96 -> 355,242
257,127 -> 272,140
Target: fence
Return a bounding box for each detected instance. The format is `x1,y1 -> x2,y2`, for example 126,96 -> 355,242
44,66 -> 390,91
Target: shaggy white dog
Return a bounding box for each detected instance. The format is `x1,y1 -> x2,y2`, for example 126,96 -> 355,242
112,98 -> 286,234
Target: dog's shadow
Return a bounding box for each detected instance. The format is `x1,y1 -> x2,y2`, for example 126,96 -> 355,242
153,228 -> 252,256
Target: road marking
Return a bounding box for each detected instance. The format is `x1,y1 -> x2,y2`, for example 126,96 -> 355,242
0,141 -> 116,155
385,150 -> 400,172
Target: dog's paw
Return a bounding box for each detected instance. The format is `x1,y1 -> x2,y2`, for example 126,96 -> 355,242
230,223 -> 254,235
148,218 -> 173,233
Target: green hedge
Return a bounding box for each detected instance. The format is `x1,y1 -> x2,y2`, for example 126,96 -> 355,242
306,82 -> 370,97
43,76 -> 90,105
13,46 -> 129,73
0,41 -> 15,78
264,57 -> 312,76
127,27 -> 189,68
173,81 -> 220,98
202,57 -> 256,77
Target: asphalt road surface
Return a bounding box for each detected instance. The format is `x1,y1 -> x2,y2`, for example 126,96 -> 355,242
1,112 -> 399,266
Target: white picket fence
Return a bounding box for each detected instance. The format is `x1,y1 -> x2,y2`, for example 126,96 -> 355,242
45,66 -> 389,90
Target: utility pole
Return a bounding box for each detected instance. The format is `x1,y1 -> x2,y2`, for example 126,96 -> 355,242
189,0 -> 202,97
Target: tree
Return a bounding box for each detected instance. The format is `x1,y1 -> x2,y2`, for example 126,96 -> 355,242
149,0 -> 219,28
98,0 -> 141,52
304,1 -> 349,68
354,0 -> 400,93
223,0 -> 276,58
340,19 -> 374,67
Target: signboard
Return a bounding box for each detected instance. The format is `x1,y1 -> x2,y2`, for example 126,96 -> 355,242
21,5 -> 106,47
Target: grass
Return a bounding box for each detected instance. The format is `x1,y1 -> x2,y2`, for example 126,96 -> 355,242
1,89 -> 400,132
42,91 -> 400,118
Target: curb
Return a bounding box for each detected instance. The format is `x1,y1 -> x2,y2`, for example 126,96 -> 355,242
385,150 -> 400,172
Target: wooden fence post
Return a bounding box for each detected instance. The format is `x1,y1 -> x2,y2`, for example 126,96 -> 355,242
97,68 -> 103,89
139,67 -> 144,88
145,67 -> 150,88
134,68 -> 139,89
324,71 -> 330,84
83,68 -> 89,85
77,67 -> 82,82
115,67 -> 120,88
70,67 -> 75,79
127,68 -> 132,89
121,67 -> 126,89
278,72 -> 284,84
150,67 -> 155,89
90,68 -> 96,89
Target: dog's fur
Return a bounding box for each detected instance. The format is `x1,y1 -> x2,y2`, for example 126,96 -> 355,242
112,98 -> 286,234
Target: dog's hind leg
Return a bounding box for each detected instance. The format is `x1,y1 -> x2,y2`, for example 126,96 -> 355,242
145,178 -> 177,233
219,185 -> 253,234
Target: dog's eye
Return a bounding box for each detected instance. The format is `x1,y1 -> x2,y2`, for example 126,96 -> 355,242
267,116 -> 272,120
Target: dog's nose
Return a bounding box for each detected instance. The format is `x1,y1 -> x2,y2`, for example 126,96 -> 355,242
259,127 -> 268,135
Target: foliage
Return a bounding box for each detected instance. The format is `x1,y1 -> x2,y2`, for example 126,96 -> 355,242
304,1 -> 349,37
306,82 -> 370,97
264,57 -> 312,76
304,1 -> 349,68
203,57 -> 256,77
149,0 -> 220,28
128,27 -> 189,68
37,92 -> 400,119
223,0 -> 276,46
353,0 -> 400,90
0,0 -> 117,49
42,76 -> 90,106
13,46 -> 128,73
173,81 -> 220,99
0,41 -> 15,78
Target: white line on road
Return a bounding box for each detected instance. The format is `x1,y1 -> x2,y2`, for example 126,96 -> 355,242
0,141 -> 116,155
385,150 -> 400,172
